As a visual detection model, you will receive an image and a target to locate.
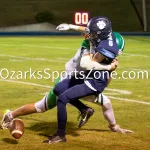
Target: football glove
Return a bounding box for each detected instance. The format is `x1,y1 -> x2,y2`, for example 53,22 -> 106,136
56,23 -> 70,31
1,109 -> 13,129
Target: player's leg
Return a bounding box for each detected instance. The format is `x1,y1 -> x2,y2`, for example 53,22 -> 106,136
1,77 -> 61,129
93,93 -> 116,125
1,78 -> 92,129
53,77 -> 93,111
1,103 -> 37,129
35,81 -> 93,118
77,93 -> 116,128
80,93 -> 118,128
46,80 -> 94,127
44,83 -> 96,143
93,93 -> 133,133
54,77 -> 94,125
12,104 -> 36,117
1,94 -> 47,129
1,86 -> 58,129
100,94 -> 133,133
12,87 -> 57,117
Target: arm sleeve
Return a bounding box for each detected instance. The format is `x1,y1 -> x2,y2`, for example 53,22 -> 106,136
80,55 -> 111,70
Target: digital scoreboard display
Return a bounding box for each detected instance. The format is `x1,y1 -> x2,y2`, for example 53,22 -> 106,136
74,12 -> 89,25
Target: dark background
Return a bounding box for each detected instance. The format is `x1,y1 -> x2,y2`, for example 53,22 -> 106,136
0,0 -> 149,31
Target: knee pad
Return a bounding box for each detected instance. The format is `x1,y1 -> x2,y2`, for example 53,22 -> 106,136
34,94 -> 48,113
96,93 -> 110,105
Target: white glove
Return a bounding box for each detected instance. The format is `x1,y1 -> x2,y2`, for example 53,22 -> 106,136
56,23 -> 70,31
1,109 -> 13,129
109,124 -> 133,133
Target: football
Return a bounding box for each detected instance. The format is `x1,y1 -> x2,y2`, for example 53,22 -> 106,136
9,118 -> 24,139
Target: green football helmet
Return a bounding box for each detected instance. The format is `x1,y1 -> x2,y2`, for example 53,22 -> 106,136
113,32 -> 125,55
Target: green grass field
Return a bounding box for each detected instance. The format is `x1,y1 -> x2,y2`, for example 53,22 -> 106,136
0,36 -> 150,150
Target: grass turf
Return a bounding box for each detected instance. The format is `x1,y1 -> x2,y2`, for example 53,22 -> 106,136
0,36 -> 150,150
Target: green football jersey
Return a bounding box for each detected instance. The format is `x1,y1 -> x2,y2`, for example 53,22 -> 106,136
81,39 -> 90,50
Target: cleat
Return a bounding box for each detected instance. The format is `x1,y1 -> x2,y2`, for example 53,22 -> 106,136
43,134 -> 66,144
1,109 -> 13,129
78,107 -> 94,128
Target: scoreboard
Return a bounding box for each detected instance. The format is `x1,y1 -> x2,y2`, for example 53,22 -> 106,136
74,12 -> 90,25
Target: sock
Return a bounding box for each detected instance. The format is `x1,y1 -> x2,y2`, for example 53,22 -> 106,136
70,100 -> 89,112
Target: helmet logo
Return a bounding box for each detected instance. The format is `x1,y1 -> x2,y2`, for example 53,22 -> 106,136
97,21 -> 106,30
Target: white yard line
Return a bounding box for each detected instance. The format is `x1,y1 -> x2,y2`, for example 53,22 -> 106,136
0,43 -> 149,56
1,79 -> 149,105
0,43 -> 149,105
128,68 -> 142,71
103,92 -> 121,96
57,57 -> 69,61
105,88 -> 132,95
22,44 -> 71,50
108,96 -> 150,105
0,54 -> 66,63
123,53 -> 150,57
0,44 -> 73,50
9,59 -> 23,62
0,79 -> 53,89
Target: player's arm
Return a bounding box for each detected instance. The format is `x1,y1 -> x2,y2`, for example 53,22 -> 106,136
106,58 -> 118,86
69,24 -> 86,32
56,23 -> 88,33
80,52 -> 118,71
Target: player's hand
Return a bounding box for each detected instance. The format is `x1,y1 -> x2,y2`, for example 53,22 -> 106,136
110,58 -> 118,71
109,124 -> 133,133
56,23 -> 70,31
